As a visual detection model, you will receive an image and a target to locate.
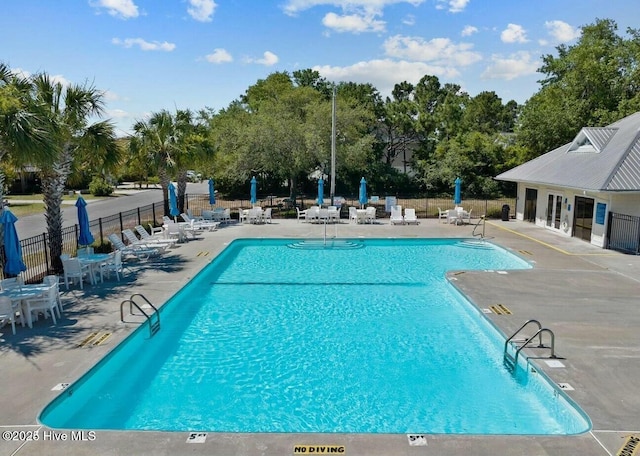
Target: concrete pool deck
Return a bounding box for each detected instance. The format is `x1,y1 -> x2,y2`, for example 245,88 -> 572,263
1,217 -> 639,456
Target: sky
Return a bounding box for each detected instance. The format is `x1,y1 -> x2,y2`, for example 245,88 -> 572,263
1,0 -> 638,136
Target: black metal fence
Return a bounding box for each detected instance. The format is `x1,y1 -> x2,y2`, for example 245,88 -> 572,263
1,194 -> 516,283
606,212 -> 640,254
184,194 -> 516,221
1,201 -> 164,283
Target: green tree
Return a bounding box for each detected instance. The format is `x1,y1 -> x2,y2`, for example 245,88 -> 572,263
0,63 -> 54,210
32,74 -> 119,271
131,110 -> 186,216
517,18 -> 640,158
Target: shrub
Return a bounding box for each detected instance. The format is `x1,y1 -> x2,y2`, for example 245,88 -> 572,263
89,176 -> 113,196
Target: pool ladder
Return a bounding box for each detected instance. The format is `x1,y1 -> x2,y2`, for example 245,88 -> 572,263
472,215 -> 486,238
503,319 -> 556,373
120,293 -> 160,337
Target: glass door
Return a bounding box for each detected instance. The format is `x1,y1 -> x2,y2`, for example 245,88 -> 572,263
546,193 -> 563,229
524,188 -> 537,223
573,196 -> 594,241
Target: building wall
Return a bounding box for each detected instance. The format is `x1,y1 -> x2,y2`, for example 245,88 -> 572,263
514,184 -> 639,248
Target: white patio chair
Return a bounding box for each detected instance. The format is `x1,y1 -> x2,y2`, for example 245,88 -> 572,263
365,206 -> 377,224
108,233 -> 161,259
328,206 -> 340,223
43,275 -> 63,313
146,223 -> 165,238
317,208 -> 330,223
61,257 -> 91,290
305,206 -> 319,223
122,229 -> 170,251
296,207 -> 307,222
135,225 -> 177,246
101,250 -> 124,282
1,276 -> 23,290
0,296 -> 18,335
348,207 -> 357,223
221,208 -> 231,224
438,207 -> 449,224
181,212 -> 219,230
163,222 -> 187,243
404,208 -> 419,225
263,207 -> 272,224
24,282 -> 60,325
239,209 -> 249,223
390,205 -> 404,225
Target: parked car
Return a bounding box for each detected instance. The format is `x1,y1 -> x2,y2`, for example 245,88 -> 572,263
186,170 -> 202,182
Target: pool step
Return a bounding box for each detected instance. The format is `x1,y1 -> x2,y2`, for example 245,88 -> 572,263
287,239 -> 364,250
456,240 -> 493,250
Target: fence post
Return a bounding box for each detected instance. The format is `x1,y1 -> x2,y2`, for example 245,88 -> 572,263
137,207 -> 141,227
43,233 -> 50,275
99,218 -> 104,247
119,212 -> 124,236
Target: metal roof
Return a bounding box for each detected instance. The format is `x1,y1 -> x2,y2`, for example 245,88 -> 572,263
496,112 -> 640,191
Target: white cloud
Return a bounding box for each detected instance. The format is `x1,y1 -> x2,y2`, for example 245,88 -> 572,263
461,25 -> 477,37
102,90 -> 120,101
383,35 -> 482,67
481,51 -> 538,80
187,0 -> 217,22
283,0 -> 425,16
322,12 -> 385,33
205,48 -> 233,63
107,108 -> 130,119
435,0 -> 469,13
314,59 -> 459,98
246,51 -> 279,66
501,23 -> 528,43
90,0 -> 139,19
403,14 -> 415,26
112,38 -> 176,51
544,20 -> 581,44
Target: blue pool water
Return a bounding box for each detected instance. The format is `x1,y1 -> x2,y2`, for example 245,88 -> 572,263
40,238 -> 590,434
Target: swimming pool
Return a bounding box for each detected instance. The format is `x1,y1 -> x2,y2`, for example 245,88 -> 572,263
40,238 -> 590,434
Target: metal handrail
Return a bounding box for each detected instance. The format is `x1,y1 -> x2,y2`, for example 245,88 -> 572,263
472,215 -> 486,238
514,328 -> 556,367
120,293 -> 160,337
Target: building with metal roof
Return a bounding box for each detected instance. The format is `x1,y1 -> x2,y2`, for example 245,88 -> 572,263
496,112 -> 640,251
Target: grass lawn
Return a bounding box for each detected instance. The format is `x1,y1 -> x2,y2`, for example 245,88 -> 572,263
4,193 -> 106,217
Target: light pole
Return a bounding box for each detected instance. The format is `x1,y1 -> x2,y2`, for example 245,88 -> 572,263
330,86 -> 336,206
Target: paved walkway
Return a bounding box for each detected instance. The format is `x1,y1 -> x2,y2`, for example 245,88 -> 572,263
1,218 -> 639,455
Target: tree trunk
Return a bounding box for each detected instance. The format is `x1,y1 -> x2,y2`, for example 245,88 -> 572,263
158,167 -> 170,217
42,146 -> 72,273
176,169 -> 188,214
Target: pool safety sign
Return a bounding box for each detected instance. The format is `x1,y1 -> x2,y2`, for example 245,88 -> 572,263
293,444 -> 345,454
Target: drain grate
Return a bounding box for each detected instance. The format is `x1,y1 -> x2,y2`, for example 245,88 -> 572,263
489,304 -> 512,315
618,435 -> 640,456
77,331 -> 112,348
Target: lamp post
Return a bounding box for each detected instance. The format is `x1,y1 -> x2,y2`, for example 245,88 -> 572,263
330,86 -> 336,206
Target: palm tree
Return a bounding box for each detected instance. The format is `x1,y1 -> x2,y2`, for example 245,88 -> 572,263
131,110 -> 181,217
31,73 -> 119,272
130,108 -> 212,216
0,63 -> 55,209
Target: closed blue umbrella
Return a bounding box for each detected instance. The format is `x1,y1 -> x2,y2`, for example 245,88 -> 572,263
358,177 -> 367,208
454,177 -> 462,205
0,209 -> 27,277
250,176 -> 257,205
317,178 -> 324,206
208,178 -> 216,206
75,196 -> 94,246
168,182 -> 180,220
